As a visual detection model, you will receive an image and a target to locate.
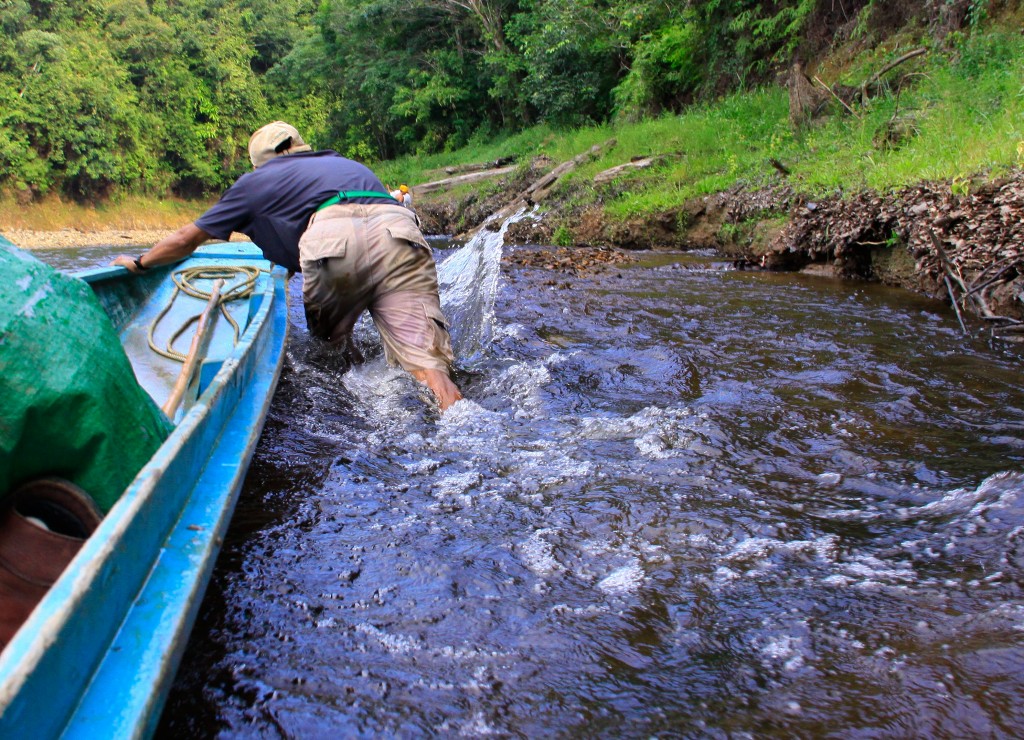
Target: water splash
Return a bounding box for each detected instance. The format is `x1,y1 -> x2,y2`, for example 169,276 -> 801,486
437,207 -> 532,364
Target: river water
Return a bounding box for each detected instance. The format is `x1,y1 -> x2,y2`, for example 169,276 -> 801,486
35,234 -> 1024,737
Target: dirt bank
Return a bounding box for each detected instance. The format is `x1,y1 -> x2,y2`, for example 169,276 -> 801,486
417,166 -> 1024,334
708,171 -> 1024,334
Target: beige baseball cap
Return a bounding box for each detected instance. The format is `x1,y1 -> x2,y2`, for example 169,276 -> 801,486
248,121 -> 312,168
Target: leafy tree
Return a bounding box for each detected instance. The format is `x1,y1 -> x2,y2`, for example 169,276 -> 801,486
0,0 -> 305,199
505,0 -> 627,126
301,0 -> 502,158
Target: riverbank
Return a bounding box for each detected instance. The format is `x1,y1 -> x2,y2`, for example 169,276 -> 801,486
390,21 -> 1024,333
4,228 -> 253,250
4,228 -> 177,250
10,164 -> 1021,338
413,163 -> 1024,336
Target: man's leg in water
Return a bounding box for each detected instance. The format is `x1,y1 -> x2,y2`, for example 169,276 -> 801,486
410,368 -> 463,412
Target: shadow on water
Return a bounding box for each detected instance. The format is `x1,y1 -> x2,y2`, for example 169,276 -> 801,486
32,237 -> 1024,737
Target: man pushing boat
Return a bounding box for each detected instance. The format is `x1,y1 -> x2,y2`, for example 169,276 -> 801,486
113,121 -> 463,412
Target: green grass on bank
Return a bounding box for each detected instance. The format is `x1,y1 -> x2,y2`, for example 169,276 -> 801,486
377,25 -> 1024,224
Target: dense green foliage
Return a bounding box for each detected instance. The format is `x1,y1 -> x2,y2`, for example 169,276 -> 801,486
374,25 -> 1024,225
0,0 -> 1003,201
0,0 -> 313,199
301,0 -> 853,155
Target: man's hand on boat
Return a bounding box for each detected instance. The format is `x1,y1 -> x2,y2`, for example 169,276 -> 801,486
112,224 -> 212,274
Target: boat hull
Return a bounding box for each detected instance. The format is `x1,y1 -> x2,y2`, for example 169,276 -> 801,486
0,243 -> 289,736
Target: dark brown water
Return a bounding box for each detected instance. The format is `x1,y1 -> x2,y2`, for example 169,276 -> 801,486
36,237 -> 1024,738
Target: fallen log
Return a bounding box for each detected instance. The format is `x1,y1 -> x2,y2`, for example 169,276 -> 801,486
864,48 -> 927,90
414,165 -> 518,195
460,139 -> 616,240
928,228 -> 971,335
944,274 -> 971,336
527,140 -> 615,202
813,75 -> 859,118
925,227 -> 1021,329
443,156 -> 515,175
593,156 -> 657,185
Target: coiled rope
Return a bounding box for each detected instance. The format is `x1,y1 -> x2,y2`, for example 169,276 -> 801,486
148,265 -> 265,362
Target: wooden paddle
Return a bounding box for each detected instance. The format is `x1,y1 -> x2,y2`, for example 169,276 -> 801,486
161,278 -> 224,418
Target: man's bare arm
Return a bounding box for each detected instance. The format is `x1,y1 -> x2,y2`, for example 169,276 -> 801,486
112,223 -> 214,273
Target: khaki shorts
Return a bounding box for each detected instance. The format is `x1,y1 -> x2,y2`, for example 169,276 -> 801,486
299,203 -> 455,373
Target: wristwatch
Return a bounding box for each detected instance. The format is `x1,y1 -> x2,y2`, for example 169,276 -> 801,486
133,256 -> 149,271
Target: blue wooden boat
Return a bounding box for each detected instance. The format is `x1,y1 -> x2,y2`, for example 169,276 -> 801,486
0,241 -> 289,736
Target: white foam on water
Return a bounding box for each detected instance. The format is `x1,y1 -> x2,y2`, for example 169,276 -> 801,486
491,322 -> 527,342
520,529 -> 564,577
575,405 -> 730,462
596,561 -> 645,595
725,535 -> 839,566
635,430 -> 696,460
579,538 -> 614,556
551,603 -> 608,616
341,358 -> 422,429
578,405 -> 695,441
434,398 -> 594,496
432,471 -> 483,498
438,396 -> 504,427
434,399 -> 518,468
355,623 -> 421,654
820,471 -> 1024,525
902,470 -> 1024,520
759,634 -> 807,672
458,712 -> 501,736
822,574 -> 853,587
533,450 -> 593,487
356,623 -> 510,664
400,457 -> 442,475
436,643 -> 509,660
543,349 -> 581,366
481,361 -> 552,414
839,553 -> 917,584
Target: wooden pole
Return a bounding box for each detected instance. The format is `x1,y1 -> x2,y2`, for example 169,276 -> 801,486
944,275 -> 971,337
162,279 -> 224,417
928,229 -> 972,336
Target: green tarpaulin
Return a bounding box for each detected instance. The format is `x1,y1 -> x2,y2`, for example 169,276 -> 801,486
0,238 -> 172,512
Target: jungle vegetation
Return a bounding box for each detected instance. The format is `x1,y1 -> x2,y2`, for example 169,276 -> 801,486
0,0 -> 1016,205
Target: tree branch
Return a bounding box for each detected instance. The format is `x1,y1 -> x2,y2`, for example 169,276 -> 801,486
813,76 -> 859,118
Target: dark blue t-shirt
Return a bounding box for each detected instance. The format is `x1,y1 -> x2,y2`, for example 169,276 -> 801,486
194,150 -> 391,272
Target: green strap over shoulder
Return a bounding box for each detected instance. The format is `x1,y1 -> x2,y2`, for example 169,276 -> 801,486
317,190 -> 399,211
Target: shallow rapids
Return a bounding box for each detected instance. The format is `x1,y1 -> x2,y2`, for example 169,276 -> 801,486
37,241 -> 1024,737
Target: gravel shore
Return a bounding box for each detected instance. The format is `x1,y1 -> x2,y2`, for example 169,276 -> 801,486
4,229 -> 178,250
4,229 -> 253,250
